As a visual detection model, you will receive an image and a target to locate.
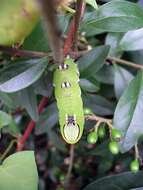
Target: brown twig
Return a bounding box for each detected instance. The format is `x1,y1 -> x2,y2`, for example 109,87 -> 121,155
108,56 -> 143,70
86,114 -> 112,124
86,114 -> 113,138
1,45 -> 143,71
63,19 -> 76,56
64,145 -> 75,188
73,0 -> 86,50
135,143 -> 139,160
0,45 -> 50,58
38,0 -> 63,64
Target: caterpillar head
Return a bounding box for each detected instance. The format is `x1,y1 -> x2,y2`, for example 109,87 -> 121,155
63,115 -> 80,144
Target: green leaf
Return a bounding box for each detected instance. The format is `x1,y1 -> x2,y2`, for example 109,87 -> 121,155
7,120 -> 20,135
33,73 -> 53,97
15,87 -> 38,121
35,103 -> 58,134
83,0 -> 143,32
0,110 -> 19,135
95,65 -> 115,85
80,78 -> 100,93
83,171 -> 143,190
81,12 -> 104,37
77,46 -> 110,78
83,94 -> 115,116
0,57 -> 48,93
23,21 -> 50,52
0,111 -> 12,129
85,0 -> 98,9
0,151 -> 38,190
105,33 -> 123,57
114,65 -> 134,99
113,71 -> 143,152
58,14 -> 71,33
0,91 -> 14,108
119,28 -> 143,51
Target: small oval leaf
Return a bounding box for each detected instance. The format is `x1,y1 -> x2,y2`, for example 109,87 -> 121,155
0,57 -> 48,93
120,28 -> 143,51
113,71 -> 143,152
83,0 -> 143,32
77,45 -> 110,78
114,65 -> 134,99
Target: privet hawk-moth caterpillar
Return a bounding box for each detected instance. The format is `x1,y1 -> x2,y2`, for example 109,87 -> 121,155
53,58 -> 84,144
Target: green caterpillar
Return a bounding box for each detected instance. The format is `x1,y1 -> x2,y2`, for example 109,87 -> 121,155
53,58 -> 84,144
